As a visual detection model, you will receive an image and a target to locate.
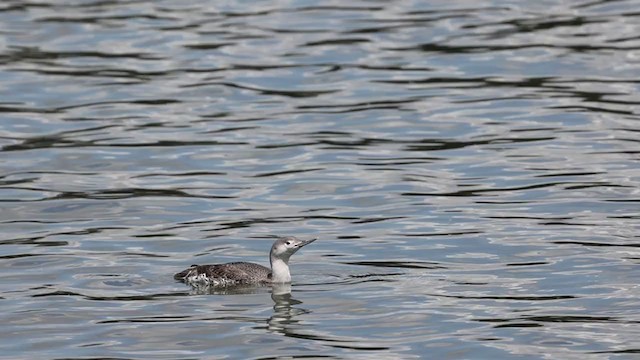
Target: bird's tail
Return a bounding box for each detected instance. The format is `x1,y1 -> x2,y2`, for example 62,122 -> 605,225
174,264 -> 198,280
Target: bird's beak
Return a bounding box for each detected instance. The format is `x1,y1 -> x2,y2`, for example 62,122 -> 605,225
298,238 -> 317,247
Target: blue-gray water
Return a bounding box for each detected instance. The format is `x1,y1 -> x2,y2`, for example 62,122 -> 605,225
1,1 -> 639,359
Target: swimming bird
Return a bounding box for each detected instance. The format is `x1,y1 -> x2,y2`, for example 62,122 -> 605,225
174,236 -> 316,287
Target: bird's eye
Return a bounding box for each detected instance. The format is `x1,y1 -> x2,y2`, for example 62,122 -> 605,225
285,241 -> 291,246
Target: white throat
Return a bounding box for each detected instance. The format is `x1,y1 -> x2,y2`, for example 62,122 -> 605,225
270,258 -> 291,283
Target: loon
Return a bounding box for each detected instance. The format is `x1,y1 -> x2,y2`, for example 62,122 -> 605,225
174,236 -> 316,287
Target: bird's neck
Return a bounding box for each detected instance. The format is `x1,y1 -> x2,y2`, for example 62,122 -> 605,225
270,257 -> 291,283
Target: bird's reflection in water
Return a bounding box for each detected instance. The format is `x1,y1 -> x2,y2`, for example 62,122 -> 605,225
268,283 -> 310,334
183,282 -> 311,334
187,284 -> 271,295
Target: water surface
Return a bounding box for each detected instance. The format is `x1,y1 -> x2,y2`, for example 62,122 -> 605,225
1,0 -> 639,359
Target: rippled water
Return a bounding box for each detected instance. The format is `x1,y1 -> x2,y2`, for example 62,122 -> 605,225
1,0 -> 639,359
